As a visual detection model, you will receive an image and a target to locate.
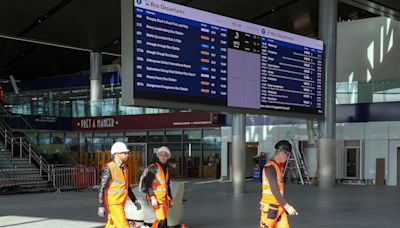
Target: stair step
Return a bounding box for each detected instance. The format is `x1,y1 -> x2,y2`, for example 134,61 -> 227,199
4,172 -> 42,177
2,176 -> 44,182
9,158 -> 30,162
18,180 -> 50,187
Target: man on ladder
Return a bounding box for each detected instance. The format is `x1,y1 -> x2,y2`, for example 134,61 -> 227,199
259,140 -> 298,228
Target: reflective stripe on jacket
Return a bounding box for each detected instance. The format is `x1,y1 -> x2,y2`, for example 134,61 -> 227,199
105,161 -> 128,205
149,162 -> 169,200
261,160 -> 284,205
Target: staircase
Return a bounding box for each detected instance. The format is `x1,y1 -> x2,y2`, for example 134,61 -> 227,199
0,143 -> 52,193
0,112 -> 53,193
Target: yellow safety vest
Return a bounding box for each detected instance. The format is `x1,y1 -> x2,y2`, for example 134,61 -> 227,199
261,160 -> 284,205
149,162 -> 169,200
105,161 -> 129,205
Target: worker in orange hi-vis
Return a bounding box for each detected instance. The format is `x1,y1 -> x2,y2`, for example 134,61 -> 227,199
259,140 -> 298,228
98,142 -> 141,228
144,146 -> 173,228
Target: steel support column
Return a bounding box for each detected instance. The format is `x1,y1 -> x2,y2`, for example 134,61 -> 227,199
318,0 -> 337,188
232,113 -> 246,193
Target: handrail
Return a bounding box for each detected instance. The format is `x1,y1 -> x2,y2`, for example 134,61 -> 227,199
0,117 -> 50,174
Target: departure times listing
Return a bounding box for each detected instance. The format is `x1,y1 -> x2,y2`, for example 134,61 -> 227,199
261,37 -> 323,114
131,0 -> 324,115
134,7 -> 228,105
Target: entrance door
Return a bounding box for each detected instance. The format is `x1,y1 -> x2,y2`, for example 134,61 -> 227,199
345,147 -> 360,178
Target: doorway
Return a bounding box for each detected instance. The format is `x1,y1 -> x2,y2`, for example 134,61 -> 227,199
345,147 -> 360,178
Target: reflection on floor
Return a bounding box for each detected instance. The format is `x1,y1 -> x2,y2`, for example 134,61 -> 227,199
1,180 -> 400,227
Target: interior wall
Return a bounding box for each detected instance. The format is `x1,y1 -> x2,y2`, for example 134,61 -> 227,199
337,17 -> 400,83
220,121 -> 400,185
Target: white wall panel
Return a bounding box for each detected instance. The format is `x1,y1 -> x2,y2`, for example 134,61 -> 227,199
335,140 -> 345,179
220,126 -> 231,180
259,141 -> 275,159
364,140 -> 388,180
341,122 -> 365,140
388,140 -> 400,186
365,122 -> 389,139
388,122 -> 400,139
247,125 -> 260,142
297,125 -> 310,141
336,124 -> 343,140
278,126 -> 299,140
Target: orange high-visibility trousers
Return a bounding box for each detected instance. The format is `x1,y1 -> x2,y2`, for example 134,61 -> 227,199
105,204 -> 129,228
259,203 -> 289,228
151,200 -> 168,228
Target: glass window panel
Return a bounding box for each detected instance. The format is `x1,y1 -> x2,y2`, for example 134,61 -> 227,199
183,143 -> 201,178
166,143 -> 183,178
38,133 -> 51,144
51,132 -> 64,144
126,131 -> 147,143
183,129 -> 201,142
109,132 -> 124,137
165,130 -> 182,142
148,131 -> 164,142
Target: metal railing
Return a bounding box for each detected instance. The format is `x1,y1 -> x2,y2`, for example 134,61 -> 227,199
0,115 -> 51,176
50,166 -> 97,193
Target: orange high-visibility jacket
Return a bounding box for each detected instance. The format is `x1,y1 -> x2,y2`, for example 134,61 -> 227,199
261,160 -> 284,205
105,161 -> 129,205
149,162 -> 170,200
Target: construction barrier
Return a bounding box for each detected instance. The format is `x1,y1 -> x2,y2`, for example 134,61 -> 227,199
79,151 -> 143,184
51,166 -> 97,193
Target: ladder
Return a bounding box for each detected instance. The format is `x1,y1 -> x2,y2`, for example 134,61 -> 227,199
283,138 -> 310,185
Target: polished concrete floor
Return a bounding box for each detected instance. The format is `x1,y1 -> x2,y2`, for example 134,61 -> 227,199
1,180 -> 400,227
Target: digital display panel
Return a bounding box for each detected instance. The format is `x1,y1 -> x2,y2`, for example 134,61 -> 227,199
125,0 -> 324,116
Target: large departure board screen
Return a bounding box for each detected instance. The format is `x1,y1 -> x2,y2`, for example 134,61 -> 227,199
122,0 -> 324,117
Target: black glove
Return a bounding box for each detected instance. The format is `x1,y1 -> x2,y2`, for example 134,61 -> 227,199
134,200 -> 141,210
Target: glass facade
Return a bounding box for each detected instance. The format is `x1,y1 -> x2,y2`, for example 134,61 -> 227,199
5,86 -> 172,117
33,128 -> 221,178
336,79 -> 400,104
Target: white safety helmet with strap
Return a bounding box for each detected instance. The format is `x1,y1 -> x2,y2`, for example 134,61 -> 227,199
156,146 -> 171,158
111,142 -> 130,155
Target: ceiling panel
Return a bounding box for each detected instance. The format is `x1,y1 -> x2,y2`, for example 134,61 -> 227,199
0,0 -> 398,80
25,0 -> 120,50
253,0 -> 319,36
374,0 -> 400,11
0,38 -> 35,70
0,0 -> 64,35
1,45 -> 90,79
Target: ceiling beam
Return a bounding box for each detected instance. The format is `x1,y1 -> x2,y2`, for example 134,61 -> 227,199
250,0 -> 300,22
0,34 -> 121,57
340,0 -> 400,20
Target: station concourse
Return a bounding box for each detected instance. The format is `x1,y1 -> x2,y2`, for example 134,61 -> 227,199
1,0 -> 400,227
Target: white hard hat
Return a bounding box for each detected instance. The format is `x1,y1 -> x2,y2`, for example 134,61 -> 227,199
156,146 -> 171,158
111,142 -> 130,155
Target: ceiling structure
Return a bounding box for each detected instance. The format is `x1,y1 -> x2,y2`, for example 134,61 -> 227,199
0,0 -> 399,80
